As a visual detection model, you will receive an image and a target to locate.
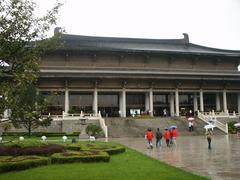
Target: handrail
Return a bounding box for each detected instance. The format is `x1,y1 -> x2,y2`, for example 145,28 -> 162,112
198,111 -> 228,134
98,111 -> 108,141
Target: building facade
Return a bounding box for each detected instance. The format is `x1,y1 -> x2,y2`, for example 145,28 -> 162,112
39,32 -> 240,117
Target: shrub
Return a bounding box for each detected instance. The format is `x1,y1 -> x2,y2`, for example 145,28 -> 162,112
2,132 -> 68,137
66,144 -> 82,151
104,146 -> 126,155
86,124 -> 102,137
228,121 -> 238,134
0,144 -> 65,156
51,151 -> 110,164
83,143 -> 126,155
0,156 -> 50,173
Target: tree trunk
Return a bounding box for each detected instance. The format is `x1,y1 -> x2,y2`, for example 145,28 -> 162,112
28,122 -> 32,137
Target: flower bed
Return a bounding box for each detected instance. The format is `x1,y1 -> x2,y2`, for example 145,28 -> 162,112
0,140 -> 125,173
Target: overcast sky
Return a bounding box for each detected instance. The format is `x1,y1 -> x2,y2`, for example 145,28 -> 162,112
36,0 -> 240,50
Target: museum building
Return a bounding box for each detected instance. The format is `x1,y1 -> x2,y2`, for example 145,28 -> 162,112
39,30 -> 240,117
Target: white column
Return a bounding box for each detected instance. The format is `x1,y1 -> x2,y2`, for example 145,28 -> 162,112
223,89 -> 227,113
93,88 -> 98,115
216,93 -> 221,111
238,93 -> 240,114
193,92 -> 198,112
145,92 -> 150,112
200,89 -> 204,112
122,89 -> 126,117
119,92 -> 123,117
149,89 -> 153,117
175,88 -> 179,116
64,88 -> 69,113
170,93 -> 175,116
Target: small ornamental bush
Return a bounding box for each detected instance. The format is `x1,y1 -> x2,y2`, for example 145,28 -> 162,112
228,121 -> 238,134
86,124 -> 102,137
0,156 -> 50,172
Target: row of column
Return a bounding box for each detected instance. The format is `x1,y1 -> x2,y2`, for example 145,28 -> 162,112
64,87 -> 240,117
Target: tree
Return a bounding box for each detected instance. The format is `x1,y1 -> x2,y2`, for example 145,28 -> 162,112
0,0 -> 62,134
9,84 -> 53,137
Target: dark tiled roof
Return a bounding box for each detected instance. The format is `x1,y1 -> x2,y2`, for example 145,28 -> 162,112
57,33 -> 240,56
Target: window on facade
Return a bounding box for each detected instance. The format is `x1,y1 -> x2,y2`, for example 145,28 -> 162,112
98,94 -> 118,107
153,95 -> 167,104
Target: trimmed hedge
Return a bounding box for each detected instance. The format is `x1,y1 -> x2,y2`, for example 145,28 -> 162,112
83,143 -> 126,155
51,150 -> 110,164
104,147 -> 126,155
2,132 -> 79,137
0,144 -> 65,156
0,156 -> 50,173
4,140 -> 49,148
66,144 -> 82,151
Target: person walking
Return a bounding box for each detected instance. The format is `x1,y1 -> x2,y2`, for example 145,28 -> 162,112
155,128 -> 163,147
171,127 -> 178,146
206,129 -> 213,149
164,128 -> 171,147
145,128 -> 154,149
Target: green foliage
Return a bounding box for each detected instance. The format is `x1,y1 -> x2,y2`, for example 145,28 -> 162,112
65,142 -> 126,156
0,156 -> 50,173
0,0 -> 62,130
2,131 -> 80,137
6,84 -> 53,137
86,124 -> 102,137
228,121 -> 238,134
51,151 -> 110,164
3,139 -> 49,148
0,148 -> 207,179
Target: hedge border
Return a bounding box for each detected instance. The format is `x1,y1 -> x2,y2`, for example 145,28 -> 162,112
2,132 -> 80,137
104,147 -> 126,155
51,151 -> 110,164
0,156 -> 50,173
82,144 -> 126,155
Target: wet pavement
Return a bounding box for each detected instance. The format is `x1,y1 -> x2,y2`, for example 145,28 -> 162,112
111,135 -> 240,180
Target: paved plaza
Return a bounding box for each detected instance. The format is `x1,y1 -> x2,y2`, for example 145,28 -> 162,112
112,135 -> 240,180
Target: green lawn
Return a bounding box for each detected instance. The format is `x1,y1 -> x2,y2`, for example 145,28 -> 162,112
0,146 -> 208,180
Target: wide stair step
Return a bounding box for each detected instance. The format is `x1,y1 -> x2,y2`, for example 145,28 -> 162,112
105,117 -> 225,138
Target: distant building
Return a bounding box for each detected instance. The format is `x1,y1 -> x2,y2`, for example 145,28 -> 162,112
39,32 -> 240,117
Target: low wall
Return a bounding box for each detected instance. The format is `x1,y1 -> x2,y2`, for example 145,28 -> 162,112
0,119 -> 99,135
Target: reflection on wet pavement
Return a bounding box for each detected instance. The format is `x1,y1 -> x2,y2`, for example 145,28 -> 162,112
111,135 -> 240,180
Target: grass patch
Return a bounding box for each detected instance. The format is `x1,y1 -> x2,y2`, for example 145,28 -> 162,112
0,148 -> 208,180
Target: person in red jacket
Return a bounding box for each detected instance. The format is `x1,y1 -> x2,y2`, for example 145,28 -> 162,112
164,128 -> 171,147
171,127 -> 178,146
145,128 -> 154,149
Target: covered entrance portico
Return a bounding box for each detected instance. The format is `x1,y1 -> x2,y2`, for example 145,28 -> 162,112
40,86 -> 240,118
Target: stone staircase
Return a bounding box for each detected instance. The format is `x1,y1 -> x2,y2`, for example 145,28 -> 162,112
105,117 -> 225,138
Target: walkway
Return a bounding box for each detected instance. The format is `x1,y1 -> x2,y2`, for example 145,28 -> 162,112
111,135 -> 240,180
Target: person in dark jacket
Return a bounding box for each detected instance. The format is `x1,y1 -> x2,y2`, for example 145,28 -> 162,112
155,128 -> 163,147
